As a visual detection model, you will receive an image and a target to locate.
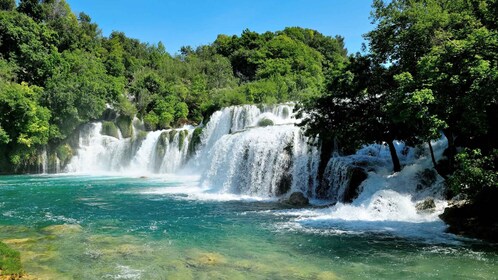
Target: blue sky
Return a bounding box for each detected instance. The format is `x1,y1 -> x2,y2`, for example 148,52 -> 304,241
66,0 -> 374,55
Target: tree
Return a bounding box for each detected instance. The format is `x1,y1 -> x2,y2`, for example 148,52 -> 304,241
367,0 -> 498,177
17,0 -> 44,22
0,80 -> 50,167
0,0 -> 15,11
42,50 -> 121,139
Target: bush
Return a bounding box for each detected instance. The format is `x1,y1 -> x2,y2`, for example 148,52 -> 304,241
448,149 -> 498,199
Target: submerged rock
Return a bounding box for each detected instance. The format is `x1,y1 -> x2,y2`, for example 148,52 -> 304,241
283,192 -> 309,207
42,224 -> 82,235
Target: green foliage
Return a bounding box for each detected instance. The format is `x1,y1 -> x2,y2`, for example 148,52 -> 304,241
0,241 -> 23,276
302,0 -> 497,190
101,121 -> 119,138
0,81 -> 50,167
0,0 -> 15,11
143,111 -> 159,131
448,149 -> 498,199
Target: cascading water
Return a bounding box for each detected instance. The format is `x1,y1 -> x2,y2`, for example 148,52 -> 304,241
67,104 -> 447,206
200,125 -> 318,197
189,104 -> 318,197
66,122 -> 194,175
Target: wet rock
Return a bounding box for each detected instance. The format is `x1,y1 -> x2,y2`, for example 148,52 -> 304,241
415,198 -> 436,213
343,167 -> 368,203
416,168 -> 438,191
317,158 -> 368,202
285,192 -> 309,207
440,188 -> 498,243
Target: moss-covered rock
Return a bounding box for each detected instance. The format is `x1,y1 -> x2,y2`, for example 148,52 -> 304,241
257,118 -> 274,127
116,115 -> 133,138
101,121 -> 119,138
0,241 -> 23,277
188,128 -> 203,158
131,131 -> 148,155
42,224 -> 83,235
178,130 -> 188,150
154,132 -> 170,171
168,130 -> 177,144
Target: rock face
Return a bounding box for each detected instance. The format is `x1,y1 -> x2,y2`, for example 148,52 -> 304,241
439,188 -> 498,243
343,167 -> 368,203
285,192 -> 309,207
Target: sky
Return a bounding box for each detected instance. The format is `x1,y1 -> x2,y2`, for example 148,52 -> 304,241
66,0 -> 375,55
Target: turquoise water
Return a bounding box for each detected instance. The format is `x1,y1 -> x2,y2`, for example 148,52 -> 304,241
0,175 -> 497,279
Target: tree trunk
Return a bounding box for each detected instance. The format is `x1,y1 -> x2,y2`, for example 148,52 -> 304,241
387,140 -> 401,173
428,141 -> 437,168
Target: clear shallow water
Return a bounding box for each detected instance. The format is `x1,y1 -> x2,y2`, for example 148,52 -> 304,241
0,175 -> 497,279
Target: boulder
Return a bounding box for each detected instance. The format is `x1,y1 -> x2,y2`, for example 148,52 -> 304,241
415,197 -> 436,213
440,188 -> 498,243
285,192 -> 309,207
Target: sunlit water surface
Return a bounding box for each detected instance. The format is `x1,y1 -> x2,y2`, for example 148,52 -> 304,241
0,175 -> 496,279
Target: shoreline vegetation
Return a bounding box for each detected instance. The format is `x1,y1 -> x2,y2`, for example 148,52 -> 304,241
0,0 -> 496,245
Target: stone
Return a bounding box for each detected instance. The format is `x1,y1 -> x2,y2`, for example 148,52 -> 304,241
343,167 -> 368,203
416,168 -> 438,191
415,197 -> 436,213
439,188 -> 498,243
286,192 -> 309,207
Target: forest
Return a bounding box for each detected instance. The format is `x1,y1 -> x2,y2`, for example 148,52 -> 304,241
0,0 -> 497,202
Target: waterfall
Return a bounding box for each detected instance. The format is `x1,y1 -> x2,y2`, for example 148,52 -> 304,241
200,125 -> 318,197
65,104 -> 446,205
188,104 -> 319,197
66,122 -> 194,175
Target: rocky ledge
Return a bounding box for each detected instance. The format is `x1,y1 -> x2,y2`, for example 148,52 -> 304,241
439,189 -> 498,243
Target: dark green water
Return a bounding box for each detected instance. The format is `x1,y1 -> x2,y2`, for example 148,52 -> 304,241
0,175 -> 496,279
